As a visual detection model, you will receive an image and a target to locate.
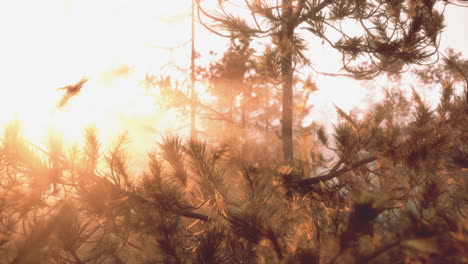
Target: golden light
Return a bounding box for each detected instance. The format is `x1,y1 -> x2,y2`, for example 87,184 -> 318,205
0,0 -> 196,161
0,0 -> 388,167
1,0 -> 465,160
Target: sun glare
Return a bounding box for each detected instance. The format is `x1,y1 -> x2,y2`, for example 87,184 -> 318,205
2,0 -> 463,159
0,0 -> 195,156
0,0 -> 372,151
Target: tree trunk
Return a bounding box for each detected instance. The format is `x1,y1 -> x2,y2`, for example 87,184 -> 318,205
280,0 -> 294,162
190,0 -> 197,139
241,102 -> 247,156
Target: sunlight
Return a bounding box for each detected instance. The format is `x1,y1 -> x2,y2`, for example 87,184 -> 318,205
0,0 -> 466,261
0,0 -> 371,150
1,0 -> 464,155
0,0 -> 194,153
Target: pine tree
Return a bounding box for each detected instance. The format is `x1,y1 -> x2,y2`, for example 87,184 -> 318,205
196,0 -> 453,161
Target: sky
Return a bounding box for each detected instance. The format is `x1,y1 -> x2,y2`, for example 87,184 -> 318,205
0,0 -> 467,162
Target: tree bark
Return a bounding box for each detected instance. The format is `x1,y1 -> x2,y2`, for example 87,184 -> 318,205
280,0 -> 294,162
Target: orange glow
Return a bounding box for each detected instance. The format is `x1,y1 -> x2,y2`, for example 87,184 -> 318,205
0,0 -> 465,158
0,0 -> 195,157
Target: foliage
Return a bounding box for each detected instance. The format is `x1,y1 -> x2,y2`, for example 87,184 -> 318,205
415,48 -> 468,88
196,0 -> 459,161
0,70 -> 467,263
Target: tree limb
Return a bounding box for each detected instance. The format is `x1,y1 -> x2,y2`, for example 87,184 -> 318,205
295,156 -> 378,186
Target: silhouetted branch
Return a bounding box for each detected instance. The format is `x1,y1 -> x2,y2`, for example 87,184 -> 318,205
295,156 -> 378,186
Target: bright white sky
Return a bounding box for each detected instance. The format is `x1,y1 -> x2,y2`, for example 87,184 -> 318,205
0,0 -> 466,161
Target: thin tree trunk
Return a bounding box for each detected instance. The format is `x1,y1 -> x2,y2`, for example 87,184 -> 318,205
190,0 -> 197,139
280,0 -> 294,161
241,103 -> 247,156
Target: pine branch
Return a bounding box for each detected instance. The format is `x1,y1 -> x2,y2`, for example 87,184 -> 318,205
98,175 -> 210,222
295,156 -> 378,186
178,211 -> 210,222
298,0 -> 334,24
